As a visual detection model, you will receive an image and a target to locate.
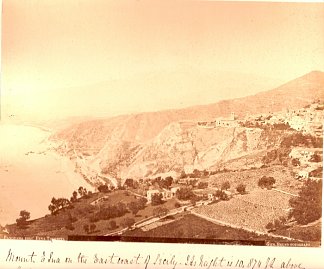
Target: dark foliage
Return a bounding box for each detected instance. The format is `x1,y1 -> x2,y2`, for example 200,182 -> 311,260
221,181 -> 230,190
151,193 -> 164,206
289,180 -> 322,225
281,133 -> 322,148
236,184 -> 246,194
176,187 -> 195,201
98,184 -> 109,193
258,176 -> 276,189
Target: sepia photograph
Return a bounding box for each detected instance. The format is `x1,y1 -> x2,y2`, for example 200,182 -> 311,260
1,0 -> 323,250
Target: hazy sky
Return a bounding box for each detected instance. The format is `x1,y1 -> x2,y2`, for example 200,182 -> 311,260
2,0 -> 324,122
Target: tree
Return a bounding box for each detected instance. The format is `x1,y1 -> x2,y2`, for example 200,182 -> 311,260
78,186 -> 88,197
180,171 -> 187,179
291,158 -> 300,167
151,193 -> 164,206
20,210 -> 30,220
266,216 -> 288,231
214,190 -> 229,201
48,197 -> 71,215
124,178 -> 135,189
16,210 -> 30,227
309,167 -> 323,178
83,224 -> 89,234
310,153 -> 322,163
192,169 -> 201,178
176,187 -> 194,201
197,182 -> 208,189
289,179 -> 322,225
109,220 -> 117,230
163,176 -> 173,189
128,201 -> 141,216
98,184 -> 109,193
89,223 -> 96,233
137,197 -> 147,209
116,202 -> 127,215
70,191 -> 78,202
190,195 -> 201,205
153,206 -> 169,218
236,184 -> 246,194
258,176 -> 276,189
121,218 -> 135,228
221,181 -> 230,190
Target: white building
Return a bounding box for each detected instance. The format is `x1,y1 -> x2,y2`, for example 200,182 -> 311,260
146,187 -> 180,203
215,112 -> 238,127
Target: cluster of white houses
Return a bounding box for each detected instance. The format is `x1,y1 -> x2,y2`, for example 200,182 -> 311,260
284,103 -> 323,137
188,102 -> 323,135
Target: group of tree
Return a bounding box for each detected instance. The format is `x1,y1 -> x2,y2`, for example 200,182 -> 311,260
272,123 -> 291,131
258,176 -> 276,189
94,202 -> 128,221
197,182 -> 208,189
16,210 -> 30,228
309,167 -> 323,178
262,148 -> 291,166
83,223 -> 97,234
98,184 -> 110,193
151,193 -> 164,206
214,190 -> 229,201
176,187 -> 195,201
78,186 -> 91,198
121,217 -> 135,228
70,186 -> 92,203
181,169 -> 210,179
124,178 -> 140,189
48,197 -> 71,215
289,179 -> 322,225
127,198 -> 147,215
265,216 -> 288,231
151,176 -> 173,189
153,206 -> 169,218
310,153 -> 322,163
281,133 -> 323,148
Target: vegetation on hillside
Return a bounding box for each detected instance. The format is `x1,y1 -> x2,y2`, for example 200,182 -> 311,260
258,176 -> 276,189
289,179 -> 322,225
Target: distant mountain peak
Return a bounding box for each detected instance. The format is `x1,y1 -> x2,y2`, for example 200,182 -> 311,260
301,70 -> 324,80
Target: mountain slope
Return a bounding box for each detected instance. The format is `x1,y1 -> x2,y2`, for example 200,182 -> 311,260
52,71 -> 324,182
54,71 -> 324,147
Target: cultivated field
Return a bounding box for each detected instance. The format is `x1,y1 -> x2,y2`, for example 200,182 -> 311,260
193,189 -> 291,232
206,165 -> 302,194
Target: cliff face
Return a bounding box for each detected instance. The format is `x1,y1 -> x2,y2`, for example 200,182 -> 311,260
96,122 -> 286,180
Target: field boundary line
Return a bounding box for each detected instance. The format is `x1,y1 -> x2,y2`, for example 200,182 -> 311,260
191,211 -> 303,242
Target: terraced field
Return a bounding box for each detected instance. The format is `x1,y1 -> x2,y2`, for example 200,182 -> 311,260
193,189 -> 291,232
207,165 -> 302,194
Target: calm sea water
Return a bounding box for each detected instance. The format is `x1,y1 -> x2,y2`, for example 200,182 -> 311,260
0,124 -> 93,225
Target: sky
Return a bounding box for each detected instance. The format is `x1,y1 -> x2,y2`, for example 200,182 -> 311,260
1,0 -> 324,122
